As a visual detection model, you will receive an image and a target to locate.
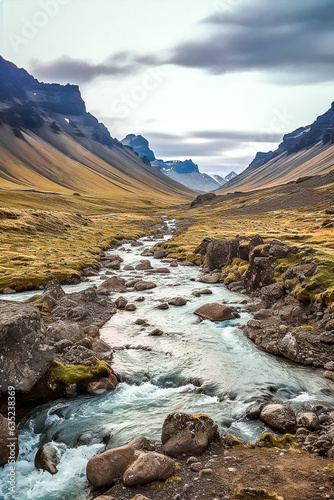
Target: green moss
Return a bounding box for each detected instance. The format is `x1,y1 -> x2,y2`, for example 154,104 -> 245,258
255,432 -> 301,451
301,325 -> 314,332
166,476 -> 182,484
48,359 -> 111,386
222,434 -> 246,448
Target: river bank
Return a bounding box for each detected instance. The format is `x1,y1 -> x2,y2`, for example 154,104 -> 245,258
0,217 -> 334,499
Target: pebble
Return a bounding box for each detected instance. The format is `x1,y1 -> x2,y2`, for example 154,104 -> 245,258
190,462 -> 202,472
198,468 -> 213,478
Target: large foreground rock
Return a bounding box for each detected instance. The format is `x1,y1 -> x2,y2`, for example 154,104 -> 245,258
123,451 -> 175,486
0,413 -> 19,466
260,404 -> 296,433
162,412 -> 218,456
0,301 -> 54,393
86,444 -> 135,487
194,303 -> 234,322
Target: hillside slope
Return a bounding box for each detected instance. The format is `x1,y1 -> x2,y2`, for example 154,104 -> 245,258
217,102 -> 334,193
0,57 -> 194,206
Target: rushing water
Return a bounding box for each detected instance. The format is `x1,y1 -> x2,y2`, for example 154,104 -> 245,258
1,217 -> 333,500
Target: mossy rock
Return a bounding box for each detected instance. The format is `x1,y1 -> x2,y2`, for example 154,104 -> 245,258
234,487 -> 280,499
222,434 -> 246,448
255,432 -> 301,451
48,359 -> 111,386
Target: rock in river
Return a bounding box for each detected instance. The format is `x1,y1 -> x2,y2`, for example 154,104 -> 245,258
134,281 -> 157,291
194,303 -> 234,322
168,297 -> 187,306
260,404 -> 296,433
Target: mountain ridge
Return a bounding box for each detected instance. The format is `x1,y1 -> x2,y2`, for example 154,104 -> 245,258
0,56 -> 194,205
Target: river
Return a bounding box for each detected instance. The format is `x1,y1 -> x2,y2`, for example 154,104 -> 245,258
0,218 -> 332,500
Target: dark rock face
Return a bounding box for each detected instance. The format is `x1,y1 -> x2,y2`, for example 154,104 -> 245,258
0,301 -> 54,393
195,235 -> 263,271
190,193 -> 216,209
52,287 -> 116,328
247,101 -> 334,171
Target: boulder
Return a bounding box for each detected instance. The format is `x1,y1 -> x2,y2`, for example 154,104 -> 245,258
86,444 -> 135,487
34,442 -> 59,475
46,321 -> 85,342
106,260 -> 121,270
198,274 -> 221,284
194,303 -> 234,322
0,413 -> 19,466
98,276 -> 126,294
0,302 -> 54,393
190,192 -> 216,209
152,268 -> 170,274
153,249 -> 167,259
134,281 -> 157,291
123,451 -> 175,486
42,279 -> 65,310
127,436 -> 155,451
260,404 -> 296,432
149,329 -> 163,336
115,297 -> 128,309
135,260 -> 153,270
157,303 -> 169,310
52,287 -> 116,328
168,297 -> 187,306
125,304 -> 137,311
162,412 -> 218,457
297,412 -> 320,431
259,284 -> 285,308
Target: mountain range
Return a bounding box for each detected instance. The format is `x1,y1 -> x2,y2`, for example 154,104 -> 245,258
217,102 -> 334,194
0,56 -> 194,207
121,134 -> 237,192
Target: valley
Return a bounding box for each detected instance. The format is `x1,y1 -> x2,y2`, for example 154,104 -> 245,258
1,55 -> 334,500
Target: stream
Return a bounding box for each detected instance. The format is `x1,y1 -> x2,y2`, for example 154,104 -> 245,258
1,217 -> 333,500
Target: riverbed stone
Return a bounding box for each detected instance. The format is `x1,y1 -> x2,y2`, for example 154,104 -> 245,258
98,276 -> 126,294
297,412 -> 320,431
116,296 -> 128,309
136,260 -> 153,270
194,303 -> 234,322
168,297 -> 187,306
123,451 -> 175,486
86,444 -> 135,487
157,303 -> 169,310
127,436 -> 155,451
134,281 -> 157,291
260,404 -> 296,432
34,442 -> 59,475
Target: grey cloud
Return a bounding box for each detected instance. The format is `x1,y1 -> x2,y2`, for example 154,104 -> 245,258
166,0 -> 334,84
30,54 -> 138,84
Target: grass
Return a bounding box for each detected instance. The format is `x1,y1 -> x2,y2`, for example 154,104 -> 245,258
0,199 -> 158,292
153,185 -> 334,306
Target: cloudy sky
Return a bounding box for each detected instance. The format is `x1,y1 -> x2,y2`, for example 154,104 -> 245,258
1,0 -> 334,176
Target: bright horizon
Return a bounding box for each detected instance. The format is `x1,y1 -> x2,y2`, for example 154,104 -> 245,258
1,0 -> 334,176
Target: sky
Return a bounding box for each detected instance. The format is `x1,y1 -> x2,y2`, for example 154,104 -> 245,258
1,0 -> 334,176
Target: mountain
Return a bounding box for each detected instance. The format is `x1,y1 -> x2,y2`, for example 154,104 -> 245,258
217,102 -> 334,193
225,171 -> 237,181
120,134 -> 235,192
0,56 -> 194,205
